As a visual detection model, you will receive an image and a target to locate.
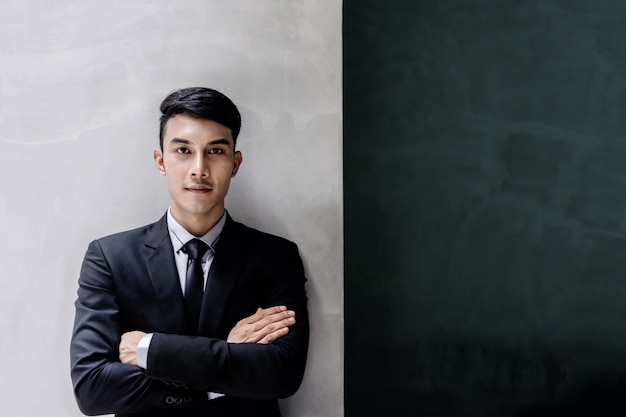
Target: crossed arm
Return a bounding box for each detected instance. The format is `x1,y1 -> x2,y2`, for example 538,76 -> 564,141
119,306 -> 297,365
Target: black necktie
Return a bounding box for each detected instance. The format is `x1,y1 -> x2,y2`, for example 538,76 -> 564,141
183,239 -> 210,330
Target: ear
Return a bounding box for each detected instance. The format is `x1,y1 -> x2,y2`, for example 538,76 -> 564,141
154,149 -> 166,175
231,151 -> 243,177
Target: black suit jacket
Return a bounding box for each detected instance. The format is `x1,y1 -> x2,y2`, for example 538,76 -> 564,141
70,214 -> 309,417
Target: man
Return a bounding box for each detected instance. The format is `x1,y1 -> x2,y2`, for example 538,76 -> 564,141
70,87 -> 309,417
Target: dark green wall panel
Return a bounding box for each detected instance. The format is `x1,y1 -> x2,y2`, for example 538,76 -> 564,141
344,1 -> 626,416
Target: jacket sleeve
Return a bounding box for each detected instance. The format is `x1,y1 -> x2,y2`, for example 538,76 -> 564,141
70,240 -> 209,415
145,240 -> 310,399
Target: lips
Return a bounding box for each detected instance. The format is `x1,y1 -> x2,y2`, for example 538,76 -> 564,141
186,184 -> 213,193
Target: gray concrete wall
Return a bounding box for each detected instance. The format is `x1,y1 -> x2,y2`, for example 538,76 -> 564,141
0,2 -> 343,416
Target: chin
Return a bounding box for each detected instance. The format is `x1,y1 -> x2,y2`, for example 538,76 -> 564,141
187,203 -> 221,217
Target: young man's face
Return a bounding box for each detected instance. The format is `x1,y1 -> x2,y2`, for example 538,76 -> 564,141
154,113 -> 242,229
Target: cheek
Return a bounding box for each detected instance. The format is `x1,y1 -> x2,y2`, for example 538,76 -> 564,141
163,159 -> 186,176
164,169 -> 184,188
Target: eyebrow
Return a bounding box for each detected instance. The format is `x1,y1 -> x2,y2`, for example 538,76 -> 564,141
170,138 -> 232,147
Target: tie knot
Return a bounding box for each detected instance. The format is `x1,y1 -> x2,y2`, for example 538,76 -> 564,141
184,239 -> 210,260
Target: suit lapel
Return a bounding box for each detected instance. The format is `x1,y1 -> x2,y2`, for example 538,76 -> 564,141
198,215 -> 245,337
143,214 -> 193,333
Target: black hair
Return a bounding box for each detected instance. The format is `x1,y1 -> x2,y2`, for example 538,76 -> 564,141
159,87 -> 241,150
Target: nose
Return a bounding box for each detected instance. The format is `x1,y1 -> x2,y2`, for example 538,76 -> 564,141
191,153 -> 209,178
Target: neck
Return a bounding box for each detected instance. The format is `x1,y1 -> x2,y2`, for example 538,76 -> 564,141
170,207 -> 225,237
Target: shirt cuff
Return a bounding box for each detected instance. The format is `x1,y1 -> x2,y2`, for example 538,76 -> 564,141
136,333 -> 154,369
208,392 -> 225,400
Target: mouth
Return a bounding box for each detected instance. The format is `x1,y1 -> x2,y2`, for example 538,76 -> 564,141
186,184 -> 213,194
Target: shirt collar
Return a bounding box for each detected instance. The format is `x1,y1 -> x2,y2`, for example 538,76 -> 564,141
166,208 -> 227,254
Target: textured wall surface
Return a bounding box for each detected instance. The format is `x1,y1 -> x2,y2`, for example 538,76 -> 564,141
0,2 -> 342,416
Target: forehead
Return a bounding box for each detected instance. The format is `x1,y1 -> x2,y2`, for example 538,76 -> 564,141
163,114 -> 234,145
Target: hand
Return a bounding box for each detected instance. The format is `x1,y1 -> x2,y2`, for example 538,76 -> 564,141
227,306 -> 296,344
119,330 -> 146,365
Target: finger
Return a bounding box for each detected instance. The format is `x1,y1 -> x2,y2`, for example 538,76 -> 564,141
251,310 -> 295,331
243,306 -> 283,324
270,315 -> 296,330
258,326 -> 290,344
228,307 -> 293,343
250,316 -> 296,341
249,307 -> 264,321
254,306 -> 287,320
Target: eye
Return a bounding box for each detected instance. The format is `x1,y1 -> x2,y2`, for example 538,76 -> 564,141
208,148 -> 224,155
175,147 -> 190,154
